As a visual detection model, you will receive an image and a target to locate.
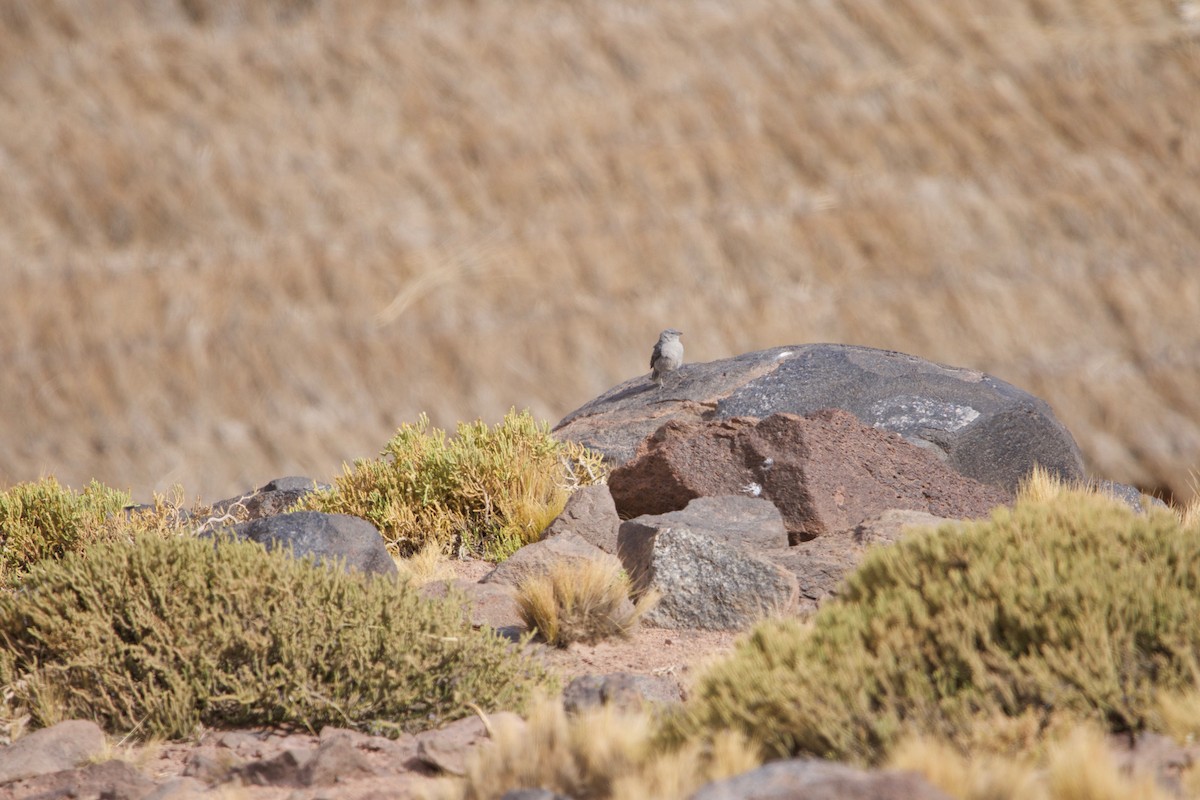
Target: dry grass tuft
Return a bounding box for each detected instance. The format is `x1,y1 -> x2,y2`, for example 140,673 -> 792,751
890,723 -> 1179,800
394,538 -> 457,586
430,696 -> 760,800
516,560 -> 658,647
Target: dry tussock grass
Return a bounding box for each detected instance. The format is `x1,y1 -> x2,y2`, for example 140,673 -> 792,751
2,0 -> 1198,502
430,696 -> 760,800
516,559 -> 658,647
890,724 -> 1182,800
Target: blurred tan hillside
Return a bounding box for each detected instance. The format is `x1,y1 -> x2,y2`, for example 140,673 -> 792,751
1,0 -> 1198,503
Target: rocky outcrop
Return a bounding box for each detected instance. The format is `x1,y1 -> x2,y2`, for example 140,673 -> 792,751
555,343 -> 1086,493
609,410 -> 1010,541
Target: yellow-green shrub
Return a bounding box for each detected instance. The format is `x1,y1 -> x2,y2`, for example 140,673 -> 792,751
0,477 -> 129,581
0,534 -> 551,740
671,491 -> 1200,763
295,409 -> 607,560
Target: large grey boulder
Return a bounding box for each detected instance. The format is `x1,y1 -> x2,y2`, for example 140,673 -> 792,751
555,343 -> 1085,493
227,511 -> 397,576
617,525 -> 798,630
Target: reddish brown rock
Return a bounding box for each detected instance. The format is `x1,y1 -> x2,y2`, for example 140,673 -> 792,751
609,410 -> 1011,542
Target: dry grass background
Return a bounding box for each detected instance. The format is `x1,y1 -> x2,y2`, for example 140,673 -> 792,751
1,0 -> 1198,503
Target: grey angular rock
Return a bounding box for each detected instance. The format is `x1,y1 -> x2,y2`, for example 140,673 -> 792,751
622,496 -> 788,553
0,719 -> 106,785
227,510 -> 397,575
415,712 -> 524,776
481,532 -> 620,588
556,343 -> 1085,494
687,758 -> 954,800
1,759 -> 155,800
562,673 -> 682,715
618,525 -> 798,630
541,485 -> 622,554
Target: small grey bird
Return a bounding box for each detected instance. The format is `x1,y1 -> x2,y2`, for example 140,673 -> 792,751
650,328 -> 684,387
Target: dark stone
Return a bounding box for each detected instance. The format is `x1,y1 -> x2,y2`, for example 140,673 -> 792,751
227,511 -> 397,575
621,496 -> 788,553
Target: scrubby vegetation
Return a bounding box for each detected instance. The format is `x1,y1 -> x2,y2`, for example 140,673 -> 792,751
516,560 -> 658,648
0,478 -> 209,586
667,489 -> 1200,764
0,533 -> 551,740
0,477 -> 129,581
432,697 -> 761,800
295,409 -> 607,560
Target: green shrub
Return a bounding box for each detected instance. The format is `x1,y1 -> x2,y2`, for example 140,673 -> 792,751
295,409 -> 607,560
0,477 -> 130,582
0,534 -> 552,740
670,491 -> 1200,764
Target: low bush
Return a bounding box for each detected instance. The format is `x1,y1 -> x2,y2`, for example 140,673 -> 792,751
295,409 -> 607,560
0,534 -> 551,740
516,560 -> 658,647
0,477 -> 130,582
0,479 -> 208,586
669,490 -> 1200,763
